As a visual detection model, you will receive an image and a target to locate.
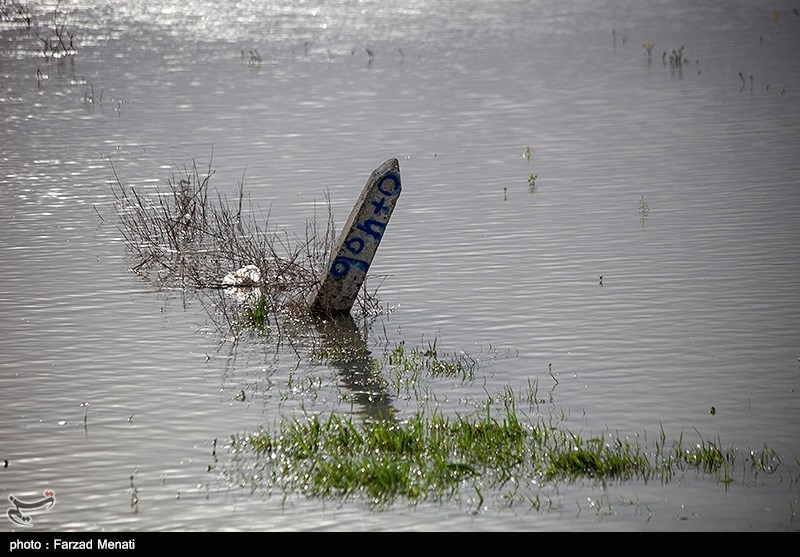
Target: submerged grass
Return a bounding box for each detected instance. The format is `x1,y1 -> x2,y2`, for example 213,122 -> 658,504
387,339 -> 477,382
239,397 -> 785,509
226,338 -> 792,509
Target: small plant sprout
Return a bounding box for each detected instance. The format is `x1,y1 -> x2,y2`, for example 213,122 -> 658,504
81,401 -> 90,428
639,195 -> 649,224
130,471 -> 139,513
246,49 -> 262,66
523,145 -> 533,162
83,83 -> 102,105
738,71 -> 754,93
667,46 -> 686,70
548,362 -> 558,385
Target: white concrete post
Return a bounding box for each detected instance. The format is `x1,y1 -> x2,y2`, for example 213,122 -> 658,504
307,158 -> 401,316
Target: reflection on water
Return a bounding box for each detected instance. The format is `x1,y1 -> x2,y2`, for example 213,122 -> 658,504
312,314 -> 395,420
1,0 -> 799,531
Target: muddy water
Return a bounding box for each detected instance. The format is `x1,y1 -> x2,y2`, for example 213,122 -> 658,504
1,0 -> 799,531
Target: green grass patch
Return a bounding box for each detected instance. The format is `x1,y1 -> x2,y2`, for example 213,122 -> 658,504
239,401 -> 785,509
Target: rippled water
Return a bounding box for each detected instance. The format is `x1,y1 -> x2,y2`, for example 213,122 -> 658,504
1,0 -> 799,531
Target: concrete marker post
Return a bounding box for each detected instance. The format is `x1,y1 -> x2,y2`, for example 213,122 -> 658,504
307,158 -> 401,316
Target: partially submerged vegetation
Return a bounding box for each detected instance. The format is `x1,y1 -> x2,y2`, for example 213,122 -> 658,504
1,0 -> 76,57
110,156 -> 326,297
0,0 -> 31,28
238,407 -> 773,509
225,339 -> 789,510
34,0 -> 76,59
111,158 -> 796,513
110,155 -> 384,341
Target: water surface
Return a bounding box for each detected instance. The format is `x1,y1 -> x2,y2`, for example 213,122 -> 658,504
1,0 -> 799,531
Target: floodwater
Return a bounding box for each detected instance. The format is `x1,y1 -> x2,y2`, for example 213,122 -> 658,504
1,0 -> 799,531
